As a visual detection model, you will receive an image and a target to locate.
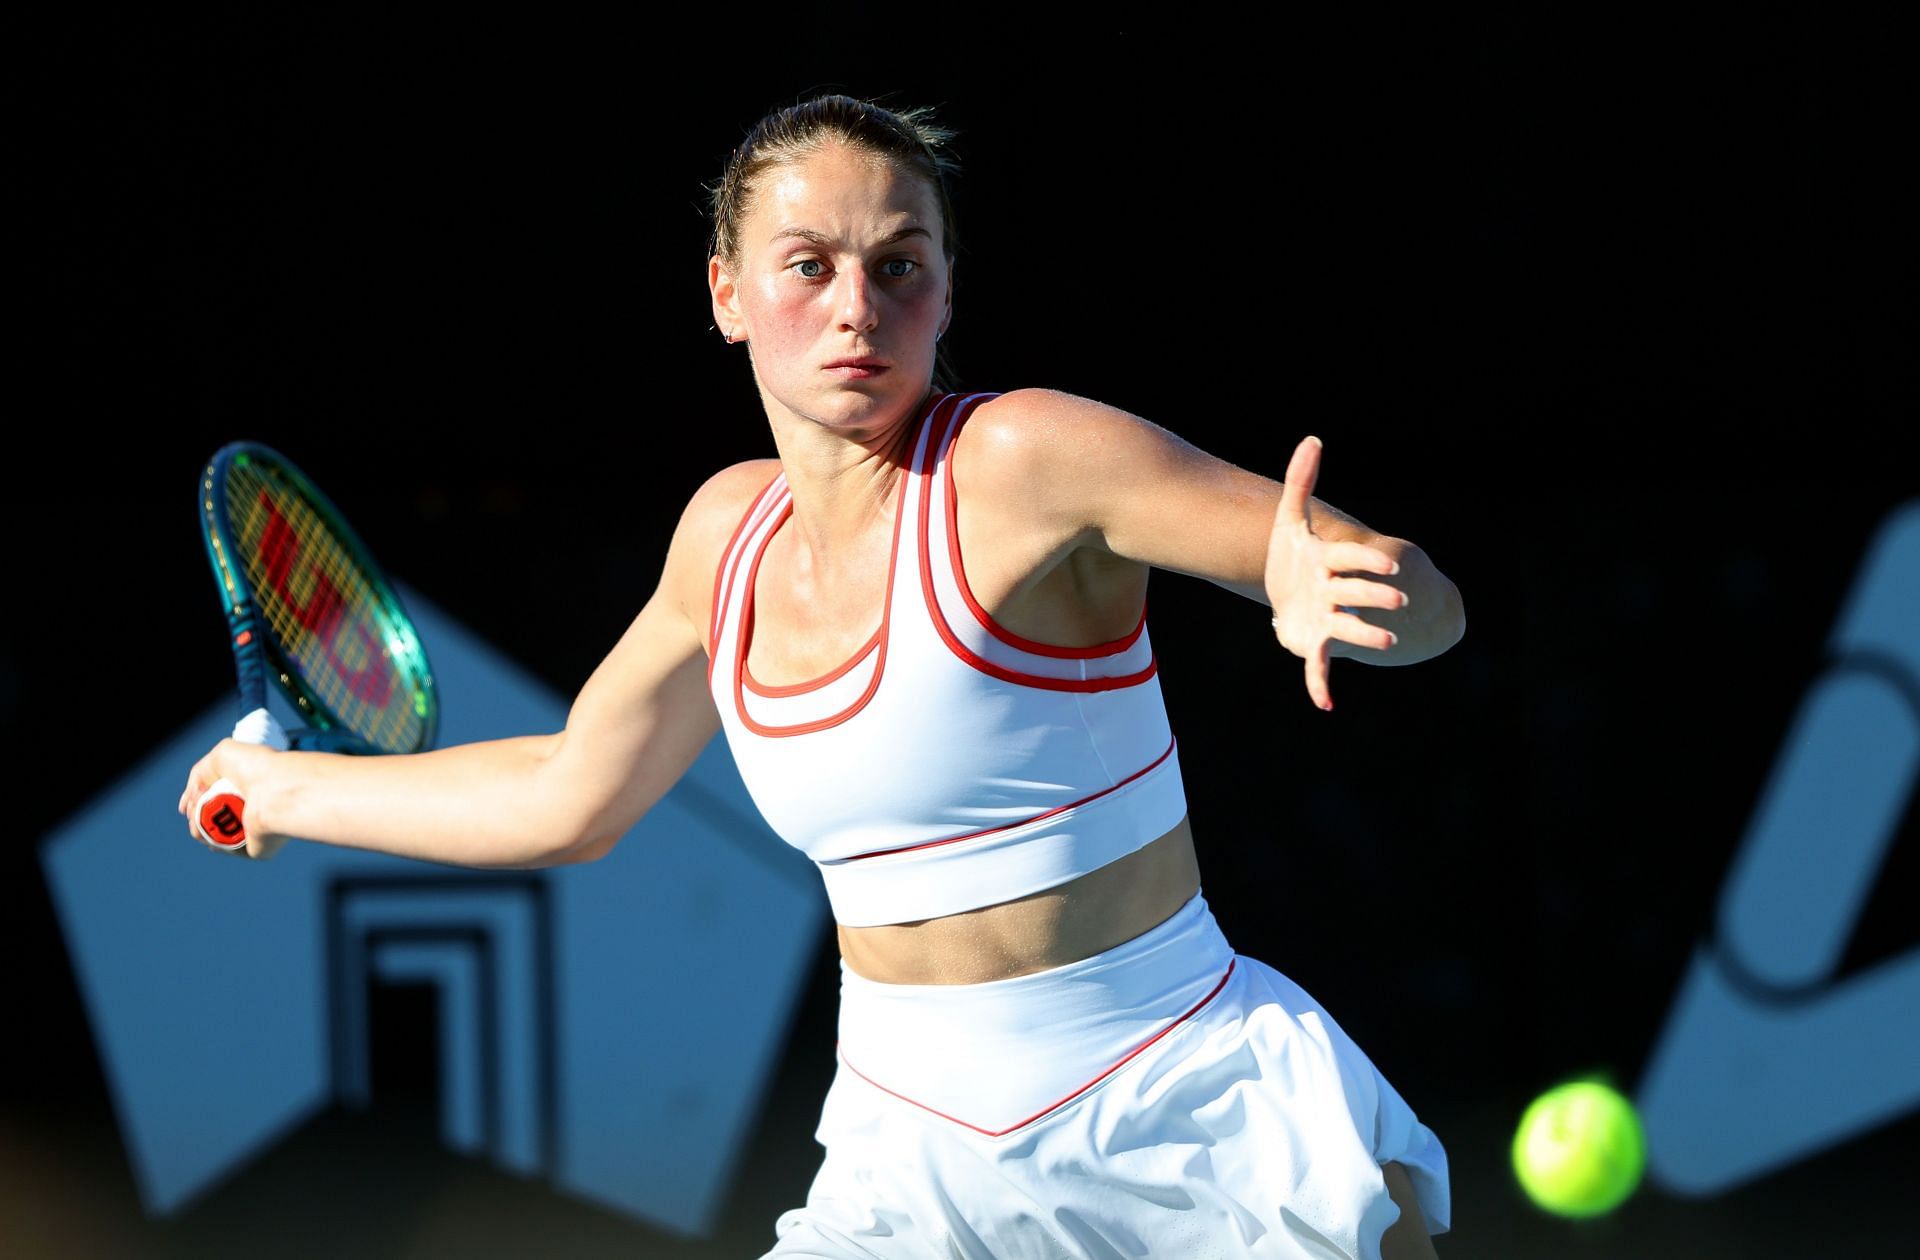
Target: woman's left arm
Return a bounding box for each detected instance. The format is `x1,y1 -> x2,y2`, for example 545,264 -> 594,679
975,389 -> 1465,710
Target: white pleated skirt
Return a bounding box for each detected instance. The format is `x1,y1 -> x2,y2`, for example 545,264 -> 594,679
768,892 -> 1450,1259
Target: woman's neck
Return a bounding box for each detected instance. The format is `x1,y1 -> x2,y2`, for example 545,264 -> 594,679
763,389 -> 930,564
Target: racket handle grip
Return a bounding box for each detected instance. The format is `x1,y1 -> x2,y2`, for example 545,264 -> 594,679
196,778 -> 251,850
193,708 -> 286,854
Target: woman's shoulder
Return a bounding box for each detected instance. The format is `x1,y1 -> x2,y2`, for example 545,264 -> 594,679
949,389 -> 1142,552
655,458 -> 783,648
673,458 -> 784,556
957,388 -> 1162,492
660,459 -> 782,583
951,387 -> 1229,567
963,388 -> 1150,452
687,457 -> 784,513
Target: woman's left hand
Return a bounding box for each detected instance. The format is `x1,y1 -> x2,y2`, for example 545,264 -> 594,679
1264,436 -> 1407,711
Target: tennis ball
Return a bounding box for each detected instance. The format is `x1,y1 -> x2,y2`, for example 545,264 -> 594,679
1511,1079 -> 1645,1218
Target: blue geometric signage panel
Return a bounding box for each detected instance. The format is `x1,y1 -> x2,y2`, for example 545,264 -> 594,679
41,587 -> 825,1236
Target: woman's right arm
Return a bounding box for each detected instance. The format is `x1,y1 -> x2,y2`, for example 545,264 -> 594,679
177,463 -> 769,868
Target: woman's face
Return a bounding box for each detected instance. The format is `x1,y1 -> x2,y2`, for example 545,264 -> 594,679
710,142 -> 952,439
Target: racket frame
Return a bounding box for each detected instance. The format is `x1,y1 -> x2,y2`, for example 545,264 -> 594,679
198,441 -> 438,756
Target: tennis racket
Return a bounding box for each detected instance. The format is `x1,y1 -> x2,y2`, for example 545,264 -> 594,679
192,442 -> 438,855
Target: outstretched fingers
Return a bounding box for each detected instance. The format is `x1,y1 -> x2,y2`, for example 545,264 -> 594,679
1271,435 -> 1406,710
1276,435 -> 1322,527
1330,609 -> 1397,652
1325,538 -> 1400,577
1304,640 -> 1333,712
1328,575 -> 1407,611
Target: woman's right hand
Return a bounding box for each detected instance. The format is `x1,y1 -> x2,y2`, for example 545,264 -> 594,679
179,737 -> 288,860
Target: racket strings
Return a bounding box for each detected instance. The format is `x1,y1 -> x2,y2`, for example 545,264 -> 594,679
222,461 -> 431,753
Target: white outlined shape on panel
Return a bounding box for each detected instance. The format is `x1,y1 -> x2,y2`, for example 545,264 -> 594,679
1638,501 -> 1920,1195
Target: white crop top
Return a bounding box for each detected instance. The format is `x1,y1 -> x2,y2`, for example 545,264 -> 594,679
706,391 -> 1188,926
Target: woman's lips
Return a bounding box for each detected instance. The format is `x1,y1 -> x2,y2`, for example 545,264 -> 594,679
824,359 -> 888,380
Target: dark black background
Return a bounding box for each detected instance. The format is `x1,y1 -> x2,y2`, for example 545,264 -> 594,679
11,9 -> 1915,1257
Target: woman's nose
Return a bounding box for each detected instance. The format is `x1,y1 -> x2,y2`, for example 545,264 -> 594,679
837,270 -> 879,333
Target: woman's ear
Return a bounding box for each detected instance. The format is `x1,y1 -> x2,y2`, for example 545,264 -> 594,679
709,254 -> 742,339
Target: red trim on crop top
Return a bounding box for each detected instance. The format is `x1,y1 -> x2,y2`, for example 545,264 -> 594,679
835,736 -> 1177,862
943,401 -> 1147,660
744,625 -> 882,698
918,399 -> 1158,693
707,474 -> 785,678
731,467 -> 910,737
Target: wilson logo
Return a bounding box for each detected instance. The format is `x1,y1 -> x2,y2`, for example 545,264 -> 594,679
253,491 -> 395,707
208,804 -> 243,840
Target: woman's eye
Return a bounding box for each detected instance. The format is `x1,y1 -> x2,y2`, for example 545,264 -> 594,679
794,259 -> 826,279
881,259 -> 917,278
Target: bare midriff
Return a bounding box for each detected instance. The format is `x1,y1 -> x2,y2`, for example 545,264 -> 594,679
834,818 -> 1203,985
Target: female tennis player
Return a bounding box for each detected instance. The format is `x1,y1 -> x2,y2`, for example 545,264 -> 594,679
182,95 -> 1463,1258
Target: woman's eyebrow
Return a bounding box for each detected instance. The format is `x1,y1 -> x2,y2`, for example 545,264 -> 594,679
770,225 -> 934,248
